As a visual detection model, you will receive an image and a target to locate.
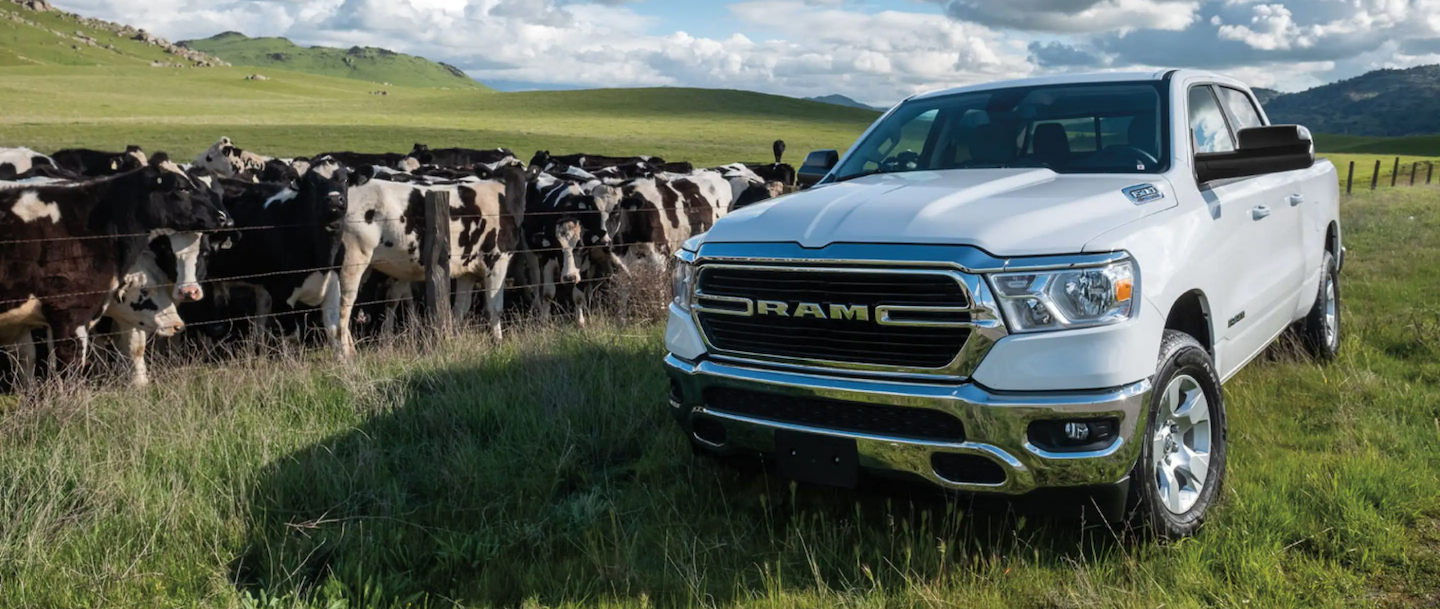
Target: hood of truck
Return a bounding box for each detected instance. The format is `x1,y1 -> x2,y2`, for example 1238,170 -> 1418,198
705,169 -> 1177,256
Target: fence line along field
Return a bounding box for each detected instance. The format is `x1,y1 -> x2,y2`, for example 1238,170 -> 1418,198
0,187 -> 1434,608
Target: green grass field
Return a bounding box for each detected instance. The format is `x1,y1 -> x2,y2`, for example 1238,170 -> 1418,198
0,66 -> 874,167
2,188 -> 1438,608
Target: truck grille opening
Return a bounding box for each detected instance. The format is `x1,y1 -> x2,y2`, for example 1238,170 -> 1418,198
695,267 -> 972,370
704,387 -> 966,442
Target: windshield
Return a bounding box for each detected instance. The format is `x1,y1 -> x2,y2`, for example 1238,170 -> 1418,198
832,81 -> 1169,181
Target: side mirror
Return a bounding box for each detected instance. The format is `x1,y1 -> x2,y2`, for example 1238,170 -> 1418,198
797,150 -> 839,189
1196,125 -> 1314,184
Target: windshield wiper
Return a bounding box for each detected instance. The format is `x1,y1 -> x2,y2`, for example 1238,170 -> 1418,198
832,169 -> 884,183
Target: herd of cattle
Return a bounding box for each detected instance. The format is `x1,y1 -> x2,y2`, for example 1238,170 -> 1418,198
0,139 -> 797,388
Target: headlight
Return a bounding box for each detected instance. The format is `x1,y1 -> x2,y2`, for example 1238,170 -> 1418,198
990,260 -> 1136,333
671,258 -> 696,311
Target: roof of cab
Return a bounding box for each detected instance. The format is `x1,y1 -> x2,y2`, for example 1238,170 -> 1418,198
908,69 -> 1218,102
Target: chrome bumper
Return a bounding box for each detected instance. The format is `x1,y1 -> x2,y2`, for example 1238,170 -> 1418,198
665,354 -> 1151,495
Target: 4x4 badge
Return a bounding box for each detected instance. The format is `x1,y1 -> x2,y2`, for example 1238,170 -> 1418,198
1123,184 -> 1164,205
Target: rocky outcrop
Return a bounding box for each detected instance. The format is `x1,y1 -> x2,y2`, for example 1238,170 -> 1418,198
4,0 -> 230,67
244,73 -> 268,81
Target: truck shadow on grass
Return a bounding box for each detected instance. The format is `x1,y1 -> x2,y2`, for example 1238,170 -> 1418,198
232,335 -> 1140,607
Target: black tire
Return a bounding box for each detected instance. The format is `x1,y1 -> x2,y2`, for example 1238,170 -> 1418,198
1129,330 -> 1228,539
1299,251 -> 1341,361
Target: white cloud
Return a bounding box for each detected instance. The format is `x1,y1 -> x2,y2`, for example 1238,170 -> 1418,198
934,0 -> 1201,33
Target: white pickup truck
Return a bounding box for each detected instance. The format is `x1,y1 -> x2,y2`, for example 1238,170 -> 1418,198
663,70 -> 1342,538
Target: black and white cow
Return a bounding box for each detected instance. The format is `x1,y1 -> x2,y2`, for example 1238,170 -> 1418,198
0,148 -> 56,180
51,146 -> 149,177
199,159 -> 351,350
713,163 -> 787,210
193,137 -> 270,181
0,158 -> 229,372
4,249 -> 184,389
522,173 -> 620,325
336,165 -> 528,354
613,172 -> 731,270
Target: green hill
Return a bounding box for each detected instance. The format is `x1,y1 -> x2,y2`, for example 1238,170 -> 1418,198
178,31 -> 483,89
0,0 -> 224,67
1264,65 -> 1440,137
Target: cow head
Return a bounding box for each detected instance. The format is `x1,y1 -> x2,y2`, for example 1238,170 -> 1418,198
615,179 -> 672,271
410,143 -> 434,166
194,137 -> 243,178
528,150 -> 552,171
111,251 -> 184,337
133,156 -> 233,302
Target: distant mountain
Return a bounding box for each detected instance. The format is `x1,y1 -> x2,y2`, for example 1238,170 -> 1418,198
178,32 -> 484,89
1262,65 -> 1440,137
1251,87 -> 1283,105
806,94 -> 883,112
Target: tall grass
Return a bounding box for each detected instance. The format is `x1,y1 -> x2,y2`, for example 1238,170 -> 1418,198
1,188 -> 1437,608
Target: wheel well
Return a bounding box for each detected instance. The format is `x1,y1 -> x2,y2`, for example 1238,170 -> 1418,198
1165,291 -> 1213,354
1325,222 -> 1339,256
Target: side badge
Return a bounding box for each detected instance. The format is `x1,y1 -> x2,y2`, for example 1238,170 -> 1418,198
1123,184 -> 1164,205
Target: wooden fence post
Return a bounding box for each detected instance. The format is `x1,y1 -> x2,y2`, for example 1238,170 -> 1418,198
423,190 -> 453,335
1429,162 -> 1435,186
1391,157 -> 1400,187
1346,161 -> 1355,195
1412,162 -> 1419,186
1371,160 -> 1381,190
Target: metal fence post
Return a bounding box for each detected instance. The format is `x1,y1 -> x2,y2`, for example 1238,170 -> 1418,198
1391,157 -> 1400,187
423,190 -> 453,335
1371,160 -> 1381,190
1346,161 -> 1355,195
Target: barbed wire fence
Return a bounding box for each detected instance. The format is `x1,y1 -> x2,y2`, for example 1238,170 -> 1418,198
0,188 -> 706,389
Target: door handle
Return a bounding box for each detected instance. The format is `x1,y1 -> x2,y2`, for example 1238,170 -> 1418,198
1252,205 -> 1272,220
1288,193 -> 1305,206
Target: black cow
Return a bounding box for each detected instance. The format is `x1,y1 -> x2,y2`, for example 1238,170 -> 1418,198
410,144 -> 519,169
197,161 -> 351,348
314,151 -> 417,171
529,151 -> 665,172
51,146 -> 148,177
0,158 -> 229,370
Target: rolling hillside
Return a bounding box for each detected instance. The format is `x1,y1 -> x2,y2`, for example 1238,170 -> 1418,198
0,0 -> 224,67
179,31 -> 483,89
1264,64 -> 1440,137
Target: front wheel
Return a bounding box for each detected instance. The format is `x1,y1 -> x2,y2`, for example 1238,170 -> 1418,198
1130,330 -> 1228,539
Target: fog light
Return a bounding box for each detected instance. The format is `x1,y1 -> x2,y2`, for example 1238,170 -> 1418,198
1028,418 -> 1119,453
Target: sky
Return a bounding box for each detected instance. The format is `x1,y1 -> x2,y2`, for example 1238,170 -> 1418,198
50,0 -> 1440,106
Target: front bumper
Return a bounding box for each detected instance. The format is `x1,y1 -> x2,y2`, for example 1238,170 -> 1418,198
665,354 -> 1151,495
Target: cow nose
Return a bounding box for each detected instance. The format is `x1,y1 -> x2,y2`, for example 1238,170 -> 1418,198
563,272 -> 581,285
177,284 -> 204,302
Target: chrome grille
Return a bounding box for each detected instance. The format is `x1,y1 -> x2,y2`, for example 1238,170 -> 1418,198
693,264 -> 989,375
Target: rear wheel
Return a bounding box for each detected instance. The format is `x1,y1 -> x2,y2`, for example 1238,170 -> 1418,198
1299,251 -> 1341,361
1130,330 -> 1227,539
